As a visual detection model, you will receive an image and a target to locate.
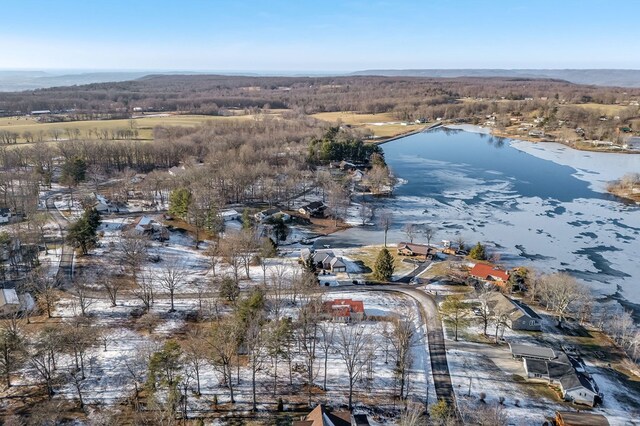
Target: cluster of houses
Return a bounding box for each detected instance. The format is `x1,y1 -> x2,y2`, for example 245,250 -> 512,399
300,248 -> 347,273
510,343 -> 603,407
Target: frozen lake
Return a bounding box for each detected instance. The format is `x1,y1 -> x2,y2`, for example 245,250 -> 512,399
318,128 -> 640,313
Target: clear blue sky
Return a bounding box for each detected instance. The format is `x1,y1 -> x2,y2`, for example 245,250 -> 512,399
1,0 -> 638,71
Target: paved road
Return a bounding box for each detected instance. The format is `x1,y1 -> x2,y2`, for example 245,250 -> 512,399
395,287 -> 455,406
45,194 -> 74,283
331,284 -> 456,407
395,261 -> 431,284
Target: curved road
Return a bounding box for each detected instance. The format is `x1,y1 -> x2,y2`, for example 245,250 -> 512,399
332,284 -> 455,406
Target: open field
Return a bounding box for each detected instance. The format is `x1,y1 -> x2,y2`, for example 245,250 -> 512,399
311,111 -> 428,139
563,102 -> 634,115
0,111 -> 283,143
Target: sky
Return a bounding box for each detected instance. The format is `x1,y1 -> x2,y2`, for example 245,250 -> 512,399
1,0 -> 639,72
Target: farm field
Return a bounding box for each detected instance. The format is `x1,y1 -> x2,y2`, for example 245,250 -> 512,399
311,111 -> 428,139
0,111 -> 284,143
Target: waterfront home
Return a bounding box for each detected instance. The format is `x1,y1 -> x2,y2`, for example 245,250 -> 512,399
397,242 -> 435,260
523,352 -> 602,406
469,263 -> 510,286
483,292 -> 542,331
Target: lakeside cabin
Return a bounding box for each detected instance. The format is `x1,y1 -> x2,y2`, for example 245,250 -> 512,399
483,292 -> 542,331
397,242 -> 436,260
469,263 -> 510,287
511,343 -> 602,407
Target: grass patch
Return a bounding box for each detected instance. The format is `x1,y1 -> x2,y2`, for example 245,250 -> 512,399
348,244 -> 415,280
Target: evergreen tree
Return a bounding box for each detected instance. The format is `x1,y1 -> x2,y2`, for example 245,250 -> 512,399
469,242 -> 487,260
146,340 -> 183,414
66,208 -> 101,255
270,217 -> 289,242
373,248 -> 394,281
168,188 -> 192,220
60,156 -> 87,187
241,208 -> 253,229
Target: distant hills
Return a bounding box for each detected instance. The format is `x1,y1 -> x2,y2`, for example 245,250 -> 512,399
2,69 -> 640,92
350,69 -> 640,87
0,71 -> 152,91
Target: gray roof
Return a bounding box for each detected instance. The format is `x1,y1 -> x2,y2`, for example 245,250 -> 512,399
484,293 -> 540,322
330,257 -> 346,268
300,248 -> 312,259
510,343 -> 556,360
524,358 -> 548,375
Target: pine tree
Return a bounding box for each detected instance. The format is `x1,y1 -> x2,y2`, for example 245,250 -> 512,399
469,242 -> 487,260
168,188 -> 192,220
373,248 -> 394,281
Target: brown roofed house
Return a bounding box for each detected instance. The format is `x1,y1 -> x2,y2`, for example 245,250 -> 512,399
555,410 -> 609,426
293,404 -> 353,426
397,242 -> 435,260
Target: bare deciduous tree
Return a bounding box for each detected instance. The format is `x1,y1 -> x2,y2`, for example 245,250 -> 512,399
157,262 -> 187,312
378,210 -> 393,247
334,322 -> 374,410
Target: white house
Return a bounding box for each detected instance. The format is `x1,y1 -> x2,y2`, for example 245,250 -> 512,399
220,209 -> 241,222
254,208 -> 290,223
0,288 -> 20,316
0,208 -> 11,224
623,136 -> 640,150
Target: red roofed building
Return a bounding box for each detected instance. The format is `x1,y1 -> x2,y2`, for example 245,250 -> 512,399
321,299 -> 365,322
470,263 -> 510,286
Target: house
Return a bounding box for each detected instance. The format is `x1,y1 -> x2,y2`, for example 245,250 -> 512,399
483,292 -> 542,331
321,299 -> 365,322
623,136 -> 640,150
351,169 -> 365,182
0,288 -> 20,316
30,110 -> 51,115
469,263 -> 510,286
131,216 -> 169,241
329,256 -> 347,273
300,248 -> 347,273
220,209 -> 240,222
92,193 -> 116,213
0,208 -> 12,224
397,242 -> 435,260
298,201 -> 326,217
555,411 -> 609,426
528,129 -> 545,137
523,352 -> 602,406
254,207 -> 290,223
168,165 -> 187,176
293,404 -> 355,426
510,343 -> 556,360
